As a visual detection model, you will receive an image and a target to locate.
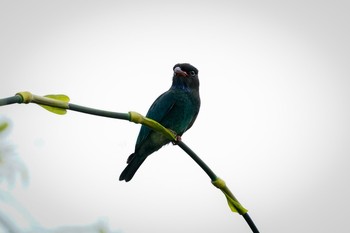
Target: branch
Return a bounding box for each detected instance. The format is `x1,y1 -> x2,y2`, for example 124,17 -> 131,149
0,91 -> 259,232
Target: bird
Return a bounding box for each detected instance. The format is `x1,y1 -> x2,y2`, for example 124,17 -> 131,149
119,63 -> 200,182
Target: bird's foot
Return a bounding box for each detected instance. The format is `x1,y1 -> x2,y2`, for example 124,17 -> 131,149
169,129 -> 181,145
172,135 -> 182,145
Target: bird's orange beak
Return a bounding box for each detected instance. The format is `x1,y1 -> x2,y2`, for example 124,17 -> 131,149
174,67 -> 188,77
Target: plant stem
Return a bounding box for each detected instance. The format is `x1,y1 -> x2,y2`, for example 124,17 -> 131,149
177,141 -> 217,180
0,92 -> 260,232
243,213 -> 260,233
0,95 -> 22,106
68,103 -> 129,120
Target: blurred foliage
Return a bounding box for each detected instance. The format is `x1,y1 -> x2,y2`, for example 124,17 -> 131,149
0,117 -> 120,233
0,122 -> 8,133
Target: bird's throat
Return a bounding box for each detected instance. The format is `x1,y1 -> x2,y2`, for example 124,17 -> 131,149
171,83 -> 191,92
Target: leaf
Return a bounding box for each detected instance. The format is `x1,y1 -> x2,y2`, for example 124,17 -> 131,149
38,105 -> 67,115
38,94 -> 70,115
212,178 -> 248,215
44,94 -> 70,102
0,122 -> 9,133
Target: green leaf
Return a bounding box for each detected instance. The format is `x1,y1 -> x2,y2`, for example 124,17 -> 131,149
212,178 -> 248,215
38,94 -> 70,115
0,122 -> 8,133
44,94 -> 70,102
38,105 -> 67,115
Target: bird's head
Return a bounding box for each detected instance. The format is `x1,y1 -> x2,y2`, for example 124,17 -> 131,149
172,63 -> 199,91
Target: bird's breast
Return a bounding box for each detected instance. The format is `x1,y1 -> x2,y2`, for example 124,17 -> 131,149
161,92 -> 199,134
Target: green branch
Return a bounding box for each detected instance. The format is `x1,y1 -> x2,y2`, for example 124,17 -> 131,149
0,91 -> 259,233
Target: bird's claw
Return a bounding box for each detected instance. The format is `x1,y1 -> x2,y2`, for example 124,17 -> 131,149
169,129 -> 181,145
172,135 -> 182,145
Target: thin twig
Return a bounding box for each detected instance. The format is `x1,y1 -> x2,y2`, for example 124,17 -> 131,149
0,92 -> 260,232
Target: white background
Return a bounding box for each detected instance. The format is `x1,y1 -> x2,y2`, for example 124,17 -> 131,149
1,1 -> 350,232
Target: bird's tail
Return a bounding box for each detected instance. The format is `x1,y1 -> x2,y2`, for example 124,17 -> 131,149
119,153 -> 146,182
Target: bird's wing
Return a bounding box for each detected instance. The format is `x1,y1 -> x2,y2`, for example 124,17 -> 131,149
186,95 -> 201,132
183,106 -> 200,133
135,90 -> 177,147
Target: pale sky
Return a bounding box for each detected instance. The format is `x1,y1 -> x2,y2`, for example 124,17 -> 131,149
1,1 -> 350,233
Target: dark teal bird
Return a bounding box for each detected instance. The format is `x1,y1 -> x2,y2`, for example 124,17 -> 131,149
119,63 -> 200,182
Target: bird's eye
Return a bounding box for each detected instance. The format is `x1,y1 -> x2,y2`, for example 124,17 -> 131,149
189,71 -> 196,76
